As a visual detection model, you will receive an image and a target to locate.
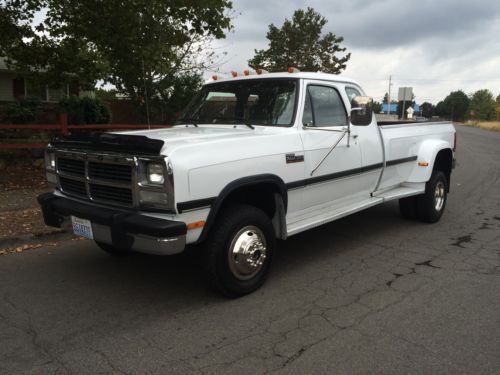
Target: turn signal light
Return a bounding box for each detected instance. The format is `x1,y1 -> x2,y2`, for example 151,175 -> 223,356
418,162 -> 429,167
187,221 -> 206,230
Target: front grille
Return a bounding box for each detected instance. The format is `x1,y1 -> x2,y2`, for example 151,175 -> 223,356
88,162 -> 132,182
55,153 -> 135,207
58,158 -> 85,177
60,177 -> 87,197
89,184 -> 133,206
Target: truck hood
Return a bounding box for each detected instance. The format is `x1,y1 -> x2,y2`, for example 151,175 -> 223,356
119,125 -> 286,155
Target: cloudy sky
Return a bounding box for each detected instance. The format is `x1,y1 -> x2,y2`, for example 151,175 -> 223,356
209,0 -> 500,104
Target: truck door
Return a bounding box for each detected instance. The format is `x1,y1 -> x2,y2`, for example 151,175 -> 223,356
299,82 -> 364,208
344,86 -> 384,193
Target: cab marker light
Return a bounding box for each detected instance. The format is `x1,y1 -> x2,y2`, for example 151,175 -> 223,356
243,69 -> 254,76
256,69 -> 269,75
418,161 -> 429,167
231,71 -> 238,77
187,221 -> 206,230
288,67 -> 300,73
212,75 -> 218,81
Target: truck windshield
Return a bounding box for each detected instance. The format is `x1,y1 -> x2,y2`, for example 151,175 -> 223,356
178,78 -> 297,127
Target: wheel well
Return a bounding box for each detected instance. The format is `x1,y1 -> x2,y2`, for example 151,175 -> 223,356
434,148 -> 453,190
197,180 -> 288,244
219,183 -> 281,219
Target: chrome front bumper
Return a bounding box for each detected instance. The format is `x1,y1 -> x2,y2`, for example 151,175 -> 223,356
38,192 -> 187,255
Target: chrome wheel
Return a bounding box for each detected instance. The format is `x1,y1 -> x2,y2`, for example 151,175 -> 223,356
228,225 -> 267,280
434,181 -> 445,211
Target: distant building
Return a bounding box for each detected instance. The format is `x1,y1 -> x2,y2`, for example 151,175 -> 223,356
0,57 -> 81,102
381,103 -> 420,115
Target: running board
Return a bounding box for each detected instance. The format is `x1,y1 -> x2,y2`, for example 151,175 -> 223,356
287,197 -> 383,237
286,185 -> 424,237
373,185 -> 425,201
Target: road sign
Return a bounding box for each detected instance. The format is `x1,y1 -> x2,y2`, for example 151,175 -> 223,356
398,87 -> 413,101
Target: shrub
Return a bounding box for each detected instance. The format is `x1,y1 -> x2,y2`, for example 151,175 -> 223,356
3,96 -> 43,124
59,96 -> 111,124
5,103 -> 35,123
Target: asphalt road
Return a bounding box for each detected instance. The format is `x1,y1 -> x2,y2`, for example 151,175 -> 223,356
1,125 -> 499,374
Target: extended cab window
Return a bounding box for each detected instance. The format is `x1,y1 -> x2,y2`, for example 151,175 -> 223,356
179,78 -> 297,127
345,87 -> 362,105
303,85 -> 347,127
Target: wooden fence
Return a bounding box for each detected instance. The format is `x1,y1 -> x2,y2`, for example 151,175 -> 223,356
0,113 -> 171,149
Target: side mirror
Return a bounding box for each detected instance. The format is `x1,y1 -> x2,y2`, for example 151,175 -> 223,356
350,96 -> 373,126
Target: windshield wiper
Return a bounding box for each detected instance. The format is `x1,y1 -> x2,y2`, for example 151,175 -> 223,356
209,117 -> 255,129
174,117 -> 198,127
232,117 -> 255,129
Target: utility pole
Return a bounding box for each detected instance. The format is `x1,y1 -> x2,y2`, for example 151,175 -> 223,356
401,89 -> 406,120
387,75 -> 392,115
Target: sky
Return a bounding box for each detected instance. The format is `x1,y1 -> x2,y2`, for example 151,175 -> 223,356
208,0 -> 500,104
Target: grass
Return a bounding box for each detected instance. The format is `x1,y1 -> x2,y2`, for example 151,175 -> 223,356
464,121 -> 500,132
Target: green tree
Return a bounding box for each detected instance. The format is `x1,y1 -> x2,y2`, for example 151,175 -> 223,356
435,101 -> 446,117
151,73 -> 204,122
248,7 -> 350,73
441,90 -> 469,121
372,101 -> 383,113
420,102 -> 435,118
468,89 -> 496,120
1,0 -> 232,105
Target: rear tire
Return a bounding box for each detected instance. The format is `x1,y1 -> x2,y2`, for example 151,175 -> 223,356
202,204 -> 275,298
95,241 -> 131,256
416,170 -> 448,223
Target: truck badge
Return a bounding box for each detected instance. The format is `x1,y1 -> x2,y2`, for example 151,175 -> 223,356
286,153 -> 304,164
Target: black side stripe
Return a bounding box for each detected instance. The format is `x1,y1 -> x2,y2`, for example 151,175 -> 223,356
286,162 -> 383,189
386,155 -> 418,166
176,156 -> 418,211
177,197 -> 216,213
286,156 -> 417,190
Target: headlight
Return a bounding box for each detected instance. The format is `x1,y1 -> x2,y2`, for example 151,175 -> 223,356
147,163 -> 165,184
45,151 -> 55,171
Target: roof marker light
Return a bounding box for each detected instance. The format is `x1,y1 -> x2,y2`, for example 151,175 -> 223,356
212,75 -> 218,81
231,71 -> 238,77
256,69 -> 269,75
288,67 -> 300,73
243,69 -> 253,76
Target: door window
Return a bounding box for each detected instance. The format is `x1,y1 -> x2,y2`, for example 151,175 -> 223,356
303,85 -> 347,127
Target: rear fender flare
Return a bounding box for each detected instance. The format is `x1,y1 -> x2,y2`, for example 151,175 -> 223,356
407,140 -> 452,183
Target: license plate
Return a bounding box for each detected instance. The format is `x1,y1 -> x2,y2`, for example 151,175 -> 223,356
71,216 -> 94,239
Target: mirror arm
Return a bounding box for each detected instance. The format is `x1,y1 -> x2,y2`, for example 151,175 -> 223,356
310,129 -> 348,176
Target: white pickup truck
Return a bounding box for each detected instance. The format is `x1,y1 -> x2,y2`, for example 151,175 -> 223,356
39,71 -> 456,297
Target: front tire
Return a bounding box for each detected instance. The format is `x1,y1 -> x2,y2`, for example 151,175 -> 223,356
202,204 -> 275,298
416,170 -> 448,223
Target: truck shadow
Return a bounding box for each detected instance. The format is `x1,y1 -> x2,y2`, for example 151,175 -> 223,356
64,200 -> 414,303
